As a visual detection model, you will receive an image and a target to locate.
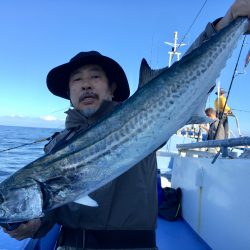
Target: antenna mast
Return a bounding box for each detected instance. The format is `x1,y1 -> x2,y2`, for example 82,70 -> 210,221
164,31 -> 186,67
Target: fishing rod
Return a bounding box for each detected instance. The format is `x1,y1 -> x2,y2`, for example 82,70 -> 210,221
176,0 -> 208,52
212,35 -> 247,164
0,105 -> 68,153
163,0 -> 207,68
0,136 -> 53,153
214,35 -> 247,140
232,108 -> 250,113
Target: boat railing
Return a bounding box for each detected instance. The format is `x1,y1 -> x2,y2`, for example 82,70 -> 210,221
177,136 -> 250,150
228,113 -> 242,137
176,136 -> 250,159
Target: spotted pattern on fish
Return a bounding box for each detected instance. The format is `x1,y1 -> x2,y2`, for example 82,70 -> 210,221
0,17 -> 248,223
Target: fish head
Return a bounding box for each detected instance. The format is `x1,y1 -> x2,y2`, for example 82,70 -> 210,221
0,179 -> 43,223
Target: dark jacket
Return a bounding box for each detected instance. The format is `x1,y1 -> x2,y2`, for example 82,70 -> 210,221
34,101 -> 158,249
207,118 -> 225,140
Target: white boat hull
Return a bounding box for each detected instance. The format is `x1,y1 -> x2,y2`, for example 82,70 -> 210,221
171,156 -> 250,250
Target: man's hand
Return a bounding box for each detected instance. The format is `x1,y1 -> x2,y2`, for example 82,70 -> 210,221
216,0 -> 250,33
2,219 -> 41,241
199,124 -> 209,132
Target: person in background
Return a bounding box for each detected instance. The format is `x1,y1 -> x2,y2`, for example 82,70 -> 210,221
3,0 -> 250,249
200,108 -> 225,140
214,88 -> 233,138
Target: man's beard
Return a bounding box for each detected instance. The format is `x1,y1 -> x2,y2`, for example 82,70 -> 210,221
77,92 -> 113,118
79,97 -> 112,118
79,106 -> 100,118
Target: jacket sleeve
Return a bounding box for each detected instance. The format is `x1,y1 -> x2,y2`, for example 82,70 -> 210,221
184,18 -> 222,56
32,210 -> 57,239
44,129 -> 71,154
220,96 -> 231,113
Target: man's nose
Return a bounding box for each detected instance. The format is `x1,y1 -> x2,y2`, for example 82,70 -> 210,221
81,78 -> 92,90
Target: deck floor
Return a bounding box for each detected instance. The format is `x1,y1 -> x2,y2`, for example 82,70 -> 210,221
157,217 -> 211,249
0,217 -> 211,250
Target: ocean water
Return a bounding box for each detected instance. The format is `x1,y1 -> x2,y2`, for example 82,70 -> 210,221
0,125 -> 59,183
0,124 -> 172,184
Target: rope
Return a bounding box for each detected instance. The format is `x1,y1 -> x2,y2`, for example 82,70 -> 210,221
232,108 -> 250,113
177,0 -> 208,51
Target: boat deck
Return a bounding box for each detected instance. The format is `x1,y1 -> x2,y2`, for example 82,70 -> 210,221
0,217 -> 211,249
157,217 -> 211,249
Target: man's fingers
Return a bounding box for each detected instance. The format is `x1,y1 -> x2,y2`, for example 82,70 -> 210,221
1,219 -> 41,240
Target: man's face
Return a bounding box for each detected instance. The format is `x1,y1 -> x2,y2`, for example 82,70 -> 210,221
69,64 -> 116,117
208,113 -> 216,120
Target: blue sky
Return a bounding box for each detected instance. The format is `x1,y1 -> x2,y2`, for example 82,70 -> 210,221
0,0 -> 249,135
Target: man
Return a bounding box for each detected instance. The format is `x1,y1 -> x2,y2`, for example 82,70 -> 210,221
214,88 -> 233,138
4,51 -> 159,249
214,88 -> 231,115
200,108 -> 225,140
3,0 -> 250,249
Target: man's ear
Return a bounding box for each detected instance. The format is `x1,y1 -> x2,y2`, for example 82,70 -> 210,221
67,89 -> 71,98
67,90 -> 74,107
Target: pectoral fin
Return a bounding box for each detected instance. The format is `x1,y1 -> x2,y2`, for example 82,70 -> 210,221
74,195 -> 98,207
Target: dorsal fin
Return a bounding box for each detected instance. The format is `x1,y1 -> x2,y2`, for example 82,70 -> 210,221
138,58 -> 168,89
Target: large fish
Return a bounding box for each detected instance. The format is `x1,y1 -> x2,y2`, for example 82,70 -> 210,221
0,17 -> 248,223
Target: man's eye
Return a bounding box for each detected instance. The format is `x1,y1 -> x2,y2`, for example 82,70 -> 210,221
72,77 -> 81,82
91,75 -> 100,79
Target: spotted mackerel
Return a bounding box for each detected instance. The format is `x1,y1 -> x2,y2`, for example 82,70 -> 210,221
0,17 -> 248,223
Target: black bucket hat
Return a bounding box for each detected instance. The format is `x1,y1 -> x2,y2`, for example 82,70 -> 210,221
46,51 -> 130,102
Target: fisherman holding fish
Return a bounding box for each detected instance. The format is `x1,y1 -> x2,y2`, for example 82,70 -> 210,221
2,1 -> 250,249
